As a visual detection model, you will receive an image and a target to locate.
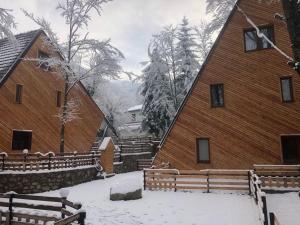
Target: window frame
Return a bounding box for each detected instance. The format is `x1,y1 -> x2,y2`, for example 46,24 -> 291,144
280,76 -> 294,103
210,83 -> 225,108
11,130 -> 32,151
37,50 -> 51,71
196,138 -> 211,164
243,25 -> 275,53
56,91 -> 62,107
15,84 -> 23,104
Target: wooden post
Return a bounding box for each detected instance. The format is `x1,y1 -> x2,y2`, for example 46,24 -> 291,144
174,176 -> 177,192
207,171 -> 210,193
269,213 -> 275,225
48,154 -> 51,170
61,197 -> 66,219
143,170 -> 146,190
91,152 -> 95,165
262,195 -> 269,225
248,171 -> 251,195
8,193 -> 14,225
23,154 -> 27,172
1,155 -> 5,171
78,211 -> 86,225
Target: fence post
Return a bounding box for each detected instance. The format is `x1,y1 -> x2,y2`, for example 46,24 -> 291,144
91,152 -> 95,165
48,154 -> 51,170
262,195 -> 269,225
143,170 -> 146,190
207,171 -> 210,193
2,154 -> 5,171
174,176 -> 177,192
78,211 -> 86,225
8,193 -> 14,225
248,171 -> 251,195
23,154 -> 27,172
254,176 -> 258,204
269,213 -> 275,225
61,197 -> 66,219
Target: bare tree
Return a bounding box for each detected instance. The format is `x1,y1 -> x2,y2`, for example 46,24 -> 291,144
23,0 -> 124,153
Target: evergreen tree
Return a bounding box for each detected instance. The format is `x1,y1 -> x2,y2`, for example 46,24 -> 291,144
175,17 -> 200,103
141,48 -> 174,137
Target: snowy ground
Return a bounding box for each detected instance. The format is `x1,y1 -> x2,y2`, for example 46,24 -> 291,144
267,192 -> 300,225
42,172 -> 262,225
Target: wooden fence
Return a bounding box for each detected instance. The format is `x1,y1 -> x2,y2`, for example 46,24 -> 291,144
143,169 -> 250,192
254,165 -> 300,190
0,192 -> 85,225
0,151 -> 101,172
137,159 -> 153,171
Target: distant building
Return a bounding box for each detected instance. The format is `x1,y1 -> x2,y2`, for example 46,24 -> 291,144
118,104 -> 145,136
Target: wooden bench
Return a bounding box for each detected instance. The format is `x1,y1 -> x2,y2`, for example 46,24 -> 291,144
0,192 -> 86,225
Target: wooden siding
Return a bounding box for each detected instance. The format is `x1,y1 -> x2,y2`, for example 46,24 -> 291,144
154,0 -> 300,169
0,33 -> 104,154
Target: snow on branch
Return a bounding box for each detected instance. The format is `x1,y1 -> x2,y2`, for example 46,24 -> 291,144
0,8 -> 18,46
55,98 -> 81,124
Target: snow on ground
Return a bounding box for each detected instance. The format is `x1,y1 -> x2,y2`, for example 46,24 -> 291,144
267,192 -> 300,225
42,172 -> 260,225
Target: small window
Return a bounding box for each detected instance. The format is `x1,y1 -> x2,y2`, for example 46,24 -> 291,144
56,91 -> 62,107
15,84 -> 23,104
38,50 -> 51,71
244,25 -> 274,52
210,84 -> 224,107
12,130 -> 32,150
197,138 -> 210,163
132,113 -> 136,122
280,77 -> 294,103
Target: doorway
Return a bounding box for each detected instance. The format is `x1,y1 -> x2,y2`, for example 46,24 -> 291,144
281,135 -> 300,164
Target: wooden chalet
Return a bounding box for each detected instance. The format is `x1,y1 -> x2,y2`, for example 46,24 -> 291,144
154,0 -> 300,169
0,30 -> 104,154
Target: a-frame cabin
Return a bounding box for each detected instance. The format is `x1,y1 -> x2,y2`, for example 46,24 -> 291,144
0,30 -> 104,154
154,0 -> 300,169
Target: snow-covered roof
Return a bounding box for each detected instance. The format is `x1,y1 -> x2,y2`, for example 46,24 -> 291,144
0,29 -> 42,82
128,104 -> 142,112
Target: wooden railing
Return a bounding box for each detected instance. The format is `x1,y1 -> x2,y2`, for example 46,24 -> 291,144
254,165 -> 300,190
0,151 -> 101,172
269,213 -> 283,225
0,192 -> 86,225
143,169 -> 250,192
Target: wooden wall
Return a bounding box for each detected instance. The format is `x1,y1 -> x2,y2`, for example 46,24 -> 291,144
154,0 -> 300,169
0,33 -> 104,154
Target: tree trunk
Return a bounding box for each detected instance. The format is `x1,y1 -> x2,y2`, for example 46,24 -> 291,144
59,82 -> 69,154
281,0 -> 300,74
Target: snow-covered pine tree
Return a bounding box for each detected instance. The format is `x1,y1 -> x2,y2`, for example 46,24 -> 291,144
175,17 -> 200,103
141,48 -> 174,137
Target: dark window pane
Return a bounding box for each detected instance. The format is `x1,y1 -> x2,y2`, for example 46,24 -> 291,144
12,131 -> 32,150
15,84 -> 23,104
244,26 -> 274,52
197,138 -> 210,163
245,31 -> 257,51
281,77 -> 294,102
211,84 -> 224,107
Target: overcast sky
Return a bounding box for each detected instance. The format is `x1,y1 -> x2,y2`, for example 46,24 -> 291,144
2,0 -> 208,77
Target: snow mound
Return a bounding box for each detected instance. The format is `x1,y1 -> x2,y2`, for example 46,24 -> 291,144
110,177 -> 142,195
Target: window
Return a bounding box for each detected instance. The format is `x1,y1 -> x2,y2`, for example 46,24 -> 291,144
131,113 -> 136,122
56,91 -> 62,107
244,25 -> 274,52
280,77 -> 294,103
197,138 -> 210,163
210,84 -> 224,107
15,84 -> 23,104
281,136 -> 300,164
38,50 -> 50,71
12,130 -> 32,150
